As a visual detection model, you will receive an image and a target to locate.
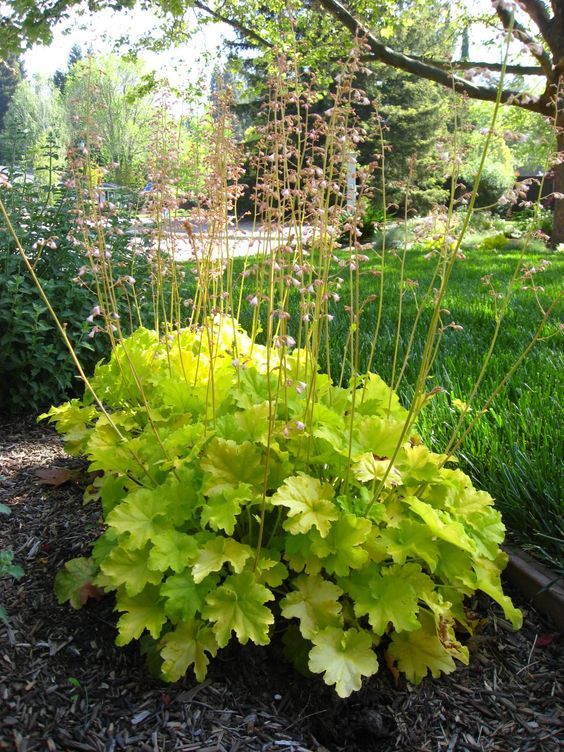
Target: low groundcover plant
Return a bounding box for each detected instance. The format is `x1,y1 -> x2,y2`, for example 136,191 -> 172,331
43,316 -> 521,698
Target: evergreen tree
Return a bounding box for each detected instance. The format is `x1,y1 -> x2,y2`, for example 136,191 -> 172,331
53,44 -> 83,93
0,57 -> 22,146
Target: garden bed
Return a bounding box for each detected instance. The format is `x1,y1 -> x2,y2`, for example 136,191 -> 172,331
0,418 -> 562,752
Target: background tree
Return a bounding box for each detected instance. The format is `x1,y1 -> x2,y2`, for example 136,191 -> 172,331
1,0 -> 563,238
0,57 -> 22,149
183,0 -> 564,239
64,54 -> 156,187
222,1 -> 456,213
312,0 -> 564,243
0,75 -> 67,176
53,44 -> 83,93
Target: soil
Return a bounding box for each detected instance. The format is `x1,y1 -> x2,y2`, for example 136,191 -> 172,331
0,417 -> 562,752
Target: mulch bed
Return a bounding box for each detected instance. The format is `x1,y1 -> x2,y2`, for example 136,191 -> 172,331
1,417 -> 562,752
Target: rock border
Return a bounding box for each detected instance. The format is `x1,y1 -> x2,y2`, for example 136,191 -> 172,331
504,545 -> 564,629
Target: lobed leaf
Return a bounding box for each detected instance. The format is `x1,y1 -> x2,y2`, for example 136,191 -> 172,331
310,513 -> 372,575
98,544 -> 163,596
272,473 -> 338,538
202,571 -> 274,648
387,610 -> 469,685
106,488 -> 169,549
191,536 -> 253,583
115,585 -> 167,646
308,626 -> 379,698
54,557 -> 99,609
160,619 -> 218,682
281,574 -> 343,639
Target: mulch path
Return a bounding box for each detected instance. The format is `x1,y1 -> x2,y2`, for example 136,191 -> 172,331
0,417 -> 562,752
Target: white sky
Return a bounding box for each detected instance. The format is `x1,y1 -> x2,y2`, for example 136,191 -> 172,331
23,4 -> 230,90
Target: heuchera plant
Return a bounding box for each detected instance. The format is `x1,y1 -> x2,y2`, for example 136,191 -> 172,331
43,317 -> 521,697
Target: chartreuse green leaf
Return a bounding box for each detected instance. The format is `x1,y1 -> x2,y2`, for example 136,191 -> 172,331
157,469 -> 202,527
54,557 -> 99,609
464,506 -> 506,560
161,571 -> 219,623
353,416 -> 405,459
202,571 -> 274,647
86,419 -> 133,475
201,484 -> 253,535
397,445 -> 445,484
352,454 -> 402,487
162,422 -> 206,456
284,533 -> 323,575
160,619 -> 218,682
436,546 -> 521,628
233,368 -> 275,410
191,537 -> 253,583
148,531 -> 199,573
356,372 -> 407,420
403,496 -> 475,553
311,402 -> 347,450
98,474 -> 129,515
106,488 -> 169,549
234,402 -> 271,443
39,400 -> 97,456
387,610 -> 469,685
115,585 -> 167,646
272,473 -> 338,537
377,520 -> 440,572
201,438 -> 264,494
310,514 -> 371,575
252,553 -> 288,587
308,627 -> 379,698
342,563 -> 433,635
473,555 -> 522,629
97,544 -> 163,596
280,574 -> 343,638
450,483 -> 495,514
91,528 -> 118,564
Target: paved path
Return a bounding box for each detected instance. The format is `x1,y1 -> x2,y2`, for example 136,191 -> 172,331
131,218 -> 313,261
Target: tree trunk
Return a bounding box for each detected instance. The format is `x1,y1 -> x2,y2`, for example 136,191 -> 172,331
553,114 -> 564,246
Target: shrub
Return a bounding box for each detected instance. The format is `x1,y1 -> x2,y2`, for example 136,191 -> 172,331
0,179 -> 153,413
45,319 -> 521,697
0,253 -> 105,412
0,503 -> 24,625
461,163 -> 514,209
480,233 -> 508,250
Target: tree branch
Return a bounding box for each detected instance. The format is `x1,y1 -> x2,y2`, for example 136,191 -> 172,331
192,0 -> 272,49
409,58 -> 544,75
315,0 -> 548,114
519,0 -> 553,38
360,54 -> 544,75
495,3 -> 553,75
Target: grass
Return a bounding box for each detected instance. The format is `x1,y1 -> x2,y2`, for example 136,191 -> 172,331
352,240 -> 562,570
348,239 -> 562,570
187,233 -> 562,570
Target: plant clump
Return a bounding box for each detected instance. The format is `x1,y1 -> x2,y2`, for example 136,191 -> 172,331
44,317 -> 521,697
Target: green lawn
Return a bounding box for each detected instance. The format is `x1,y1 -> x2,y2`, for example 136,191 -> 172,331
224,236 -> 563,570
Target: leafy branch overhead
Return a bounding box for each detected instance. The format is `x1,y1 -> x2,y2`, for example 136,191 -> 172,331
2,2 -> 561,115
314,0 -> 564,117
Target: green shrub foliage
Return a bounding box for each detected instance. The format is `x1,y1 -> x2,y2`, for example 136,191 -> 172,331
461,163 -> 514,209
0,182 -> 152,412
44,318 -> 521,697
0,503 -> 24,625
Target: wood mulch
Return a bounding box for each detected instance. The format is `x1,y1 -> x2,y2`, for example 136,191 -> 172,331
0,417 -> 562,752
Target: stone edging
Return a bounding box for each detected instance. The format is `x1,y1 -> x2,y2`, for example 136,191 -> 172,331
504,545 -> 564,630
